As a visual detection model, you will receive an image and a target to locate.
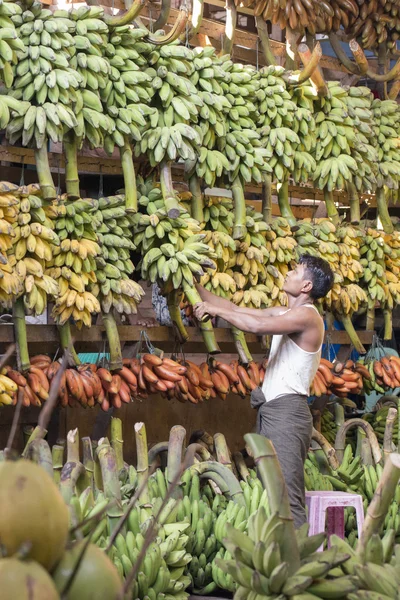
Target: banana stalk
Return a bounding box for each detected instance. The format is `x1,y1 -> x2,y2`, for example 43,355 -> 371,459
13,296 -> 30,373
67,427 -> 80,464
135,422 -> 150,505
34,143 -> 57,202
148,441 -> 168,466
185,442 -> 212,463
120,139 -> 137,213
214,432 -> 233,471
277,179 -> 296,226
357,452 -> 400,562
311,428 -> 340,470
255,16 -> 276,66
185,0 -> 204,38
190,461 -> 246,506
189,174 -> 204,223
288,42 -> 322,85
244,432 -> 300,574
104,0 -> 145,26
29,439 -> 54,479
339,314 -> 366,354
233,451 -> 250,481
181,281 -> 220,354
167,425 -> 186,498
347,181 -> 360,224
383,407 -> 397,462
366,299 -> 375,331
232,327 -> 253,364
232,177 -> 247,240
64,131 -> 80,201
329,33 -> 360,75
167,289 -> 189,343
60,431 -> 85,503
58,322 -> 81,367
101,311 -> 123,371
285,26 -> 299,70
111,417 -> 126,477
82,436 -> 95,492
22,425 -> 47,459
383,307 -> 393,340
323,189 -> 339,225
52,444 -> 64,486
92,441 -> 103,492
335,419 -> 382,465
97,438 -> 124,530
153,0 -> 171,31
261,174 -> 272,224
221,0 -> 237,56
145,5 -> 189,45
376,186 -> 394,233
160,160 -> 181,219
335,403 -> 345,427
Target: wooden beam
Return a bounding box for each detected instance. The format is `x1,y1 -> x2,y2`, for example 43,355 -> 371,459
0,324 -> 374,355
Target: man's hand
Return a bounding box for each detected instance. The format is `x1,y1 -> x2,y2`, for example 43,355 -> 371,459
193,302 -> 217,320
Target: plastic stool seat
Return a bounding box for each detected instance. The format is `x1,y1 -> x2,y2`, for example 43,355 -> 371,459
305,491 -> 364,551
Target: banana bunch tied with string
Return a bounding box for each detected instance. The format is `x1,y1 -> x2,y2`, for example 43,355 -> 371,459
67,5 -> 115,149
136,40 -> 203,165
373,99 -> 400,192
0,181 -> 26,307
0,0 -> 26,88
89,193 -> 145,316
9,183 -> 59,315
313,82 -> 360,192
343,86 -> 378,194
184,47 -> 233,188
7,4 -> 82,148
101,24 -> 158,155
46,196 -> 101,328
132,184 -> 217,291
257,66 -> 316,185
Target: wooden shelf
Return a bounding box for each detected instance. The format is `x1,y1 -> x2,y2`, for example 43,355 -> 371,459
0,325 -> 374,355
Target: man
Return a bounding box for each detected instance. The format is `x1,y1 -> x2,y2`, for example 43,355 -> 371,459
193,254 -> 334,528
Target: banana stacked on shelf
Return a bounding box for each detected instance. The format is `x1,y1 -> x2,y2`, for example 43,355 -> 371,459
89,194 -> 144,316
0,0 -> 26,88
10,183 -> 59,315
47,196 -> 101,327
7,4 -> 81,148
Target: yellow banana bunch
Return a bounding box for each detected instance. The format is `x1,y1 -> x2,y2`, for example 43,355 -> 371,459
0,182 -> 26,307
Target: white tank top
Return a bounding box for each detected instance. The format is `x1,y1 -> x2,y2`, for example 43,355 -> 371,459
261,305 -> 322,403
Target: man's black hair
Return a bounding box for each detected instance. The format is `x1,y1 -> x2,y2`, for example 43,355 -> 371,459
299,254 -> 334,300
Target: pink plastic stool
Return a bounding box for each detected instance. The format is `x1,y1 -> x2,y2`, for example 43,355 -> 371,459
305,491 -> 364,551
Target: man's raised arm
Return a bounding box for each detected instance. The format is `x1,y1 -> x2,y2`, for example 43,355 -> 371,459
195,283 -> 235,311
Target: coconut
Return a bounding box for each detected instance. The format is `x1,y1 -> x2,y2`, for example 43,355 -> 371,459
52,541 -> 122,599
0,558 -> 60,600
0,459 -> 69,570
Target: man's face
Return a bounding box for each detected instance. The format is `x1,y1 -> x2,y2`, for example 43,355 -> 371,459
283,263 -> 312,297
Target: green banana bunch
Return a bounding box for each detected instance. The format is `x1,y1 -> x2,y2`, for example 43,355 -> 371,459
289,81 -> 317,185
9,183 -> 59,315
89,193 -> 144,315
46,196 -> 101,328
0,93 -> 30,130
8,5 -> 81,148
320,408 -> 338,445
358,226 -> 389,307
373,99 -> 400,190
0,0 -> 26,88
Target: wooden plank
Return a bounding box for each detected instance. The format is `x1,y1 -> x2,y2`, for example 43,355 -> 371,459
0,324 -> 374,354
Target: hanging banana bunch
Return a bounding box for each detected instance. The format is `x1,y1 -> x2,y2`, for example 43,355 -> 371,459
0,0 -> 26,88
0,182 -> 25,308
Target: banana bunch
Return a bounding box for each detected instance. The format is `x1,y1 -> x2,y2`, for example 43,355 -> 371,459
217,505 -> 360,599
313,82 -> 359,192
101,25 -> 157,154
366,404 -> 399,446
0,0 -> 26,88
133,186 -> 216,292
257,67 -> 315,185
137,42 -> 203,165
358,226 -> 389,307
321,408 -> 338,445
203,195 -> 235,235
47,197 -> 101,327
0,181 -> 26,307
304,457 -> 335,492
236,0 -> 333,32
383,230 -> 400,310
201,270 -> 237,299
7,5 -> 82,148
348,1 -> 400,50
68,5 -> 115,148
0,93 -> 30,130
10,183 -> 59,315
373,99 -> 400,190
89,194 -> 144,316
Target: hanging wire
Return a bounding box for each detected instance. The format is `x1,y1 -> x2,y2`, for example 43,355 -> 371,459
98,165 -> 104,200
19,157 -> 25,187
185,13 -> 190,48
256,37 -> 259,71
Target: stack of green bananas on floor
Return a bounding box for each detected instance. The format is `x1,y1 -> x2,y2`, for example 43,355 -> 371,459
216,504 -> 361,600
257,67 -> 316,185
133,185 -> 217,291
343,86 -> 378,194
312,82 -> 359,191
373,99 -> 400,190
68,5 -> 115,149
0,0 -> 26,88
102,25 -> 157,156
364,406 -> 400,446
321,408 -> 338,444
89,194 -> 144,316
46,196 -> 101,327
10,182 -> 59,315
7,4 -> 81,148
304,456 -> 335,492
136,41 -> 202,166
